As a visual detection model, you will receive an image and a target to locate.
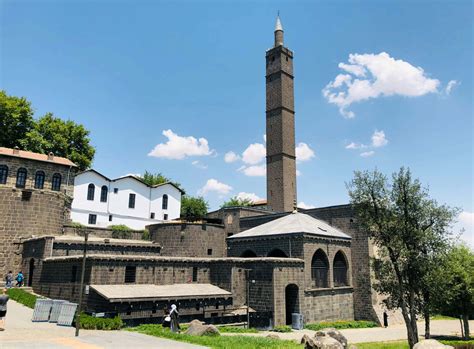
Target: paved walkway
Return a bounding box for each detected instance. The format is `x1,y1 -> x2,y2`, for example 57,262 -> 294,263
0,300 -> 206,349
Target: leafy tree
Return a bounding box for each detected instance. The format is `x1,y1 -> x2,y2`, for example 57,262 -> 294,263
181,195 -> 209,219
138,170 -> 182,190
221,196 -> 253,208
430,244 -> 474,339
21,113 -> 95,171
0,90 -> 35,148
347,168 -> 457,348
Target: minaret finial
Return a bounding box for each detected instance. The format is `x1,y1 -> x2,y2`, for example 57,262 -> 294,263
274,13 -> 284,46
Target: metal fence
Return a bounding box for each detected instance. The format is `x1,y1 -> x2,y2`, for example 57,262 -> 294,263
57,302 -> 78,326
49,300 -> 67,323
32,299 -> 77,327
32,299 -> 53,322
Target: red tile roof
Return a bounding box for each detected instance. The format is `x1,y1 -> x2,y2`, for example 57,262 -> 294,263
0,147 -> 77,167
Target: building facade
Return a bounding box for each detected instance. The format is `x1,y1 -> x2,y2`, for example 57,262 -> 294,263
71,170 -> 183,230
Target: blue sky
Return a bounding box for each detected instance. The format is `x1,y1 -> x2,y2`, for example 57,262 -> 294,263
1,1 -> 472,244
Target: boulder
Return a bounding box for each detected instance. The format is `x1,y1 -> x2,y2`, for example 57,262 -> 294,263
313,336 -> 344,349
184,321 -> 220,336
266,333 -> 280,340
301,334 -> 317,349
413,340 -> 454,349
326,328 -> 348,348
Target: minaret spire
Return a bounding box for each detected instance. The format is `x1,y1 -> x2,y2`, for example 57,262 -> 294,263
274,13 -> 284,47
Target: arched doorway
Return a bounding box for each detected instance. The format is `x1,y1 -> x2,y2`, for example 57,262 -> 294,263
240,250 -> 257,258
28,258 -> 35,287
267,248 -> 288,258
285,284 -> 299,325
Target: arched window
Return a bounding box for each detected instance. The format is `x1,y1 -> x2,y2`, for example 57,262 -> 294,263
311,249 -> 329,288
267,248 -> 288,258
87,183 -> 95,200
34,171 -> 45,189
0,165 -> 8,184
333,251 -> 349,287
16,168 -> 27,188
162,194 -> 168,210
241,250 -> 257,258
100,185 -> 108,202
51,173 -> 61,191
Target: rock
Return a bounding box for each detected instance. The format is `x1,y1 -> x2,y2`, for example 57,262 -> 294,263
413,340 -> 454,349
326,328 -> 348,348
301,334 -> 317,349
266,333 -> 280,340
184,321 -> 220,336
313,335 -> 344,349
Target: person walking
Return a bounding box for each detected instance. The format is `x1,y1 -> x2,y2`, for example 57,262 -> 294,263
170,304 -> 179,333
4,271 -> 13,289
162,308 -> 171,328
0,289 -> 9,331
15,271 -> 24,287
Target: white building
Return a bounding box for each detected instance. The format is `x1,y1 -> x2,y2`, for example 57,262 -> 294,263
71,170 -> 183,230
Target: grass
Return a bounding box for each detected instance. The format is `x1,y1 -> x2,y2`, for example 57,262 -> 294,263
218,326 -> 259,334
305,320 -> 378,331
79,313 -> 123,330
129,324 -> 303,349
272,325 -> 293,333
358,339 -> 474,349
431,314 -> 458,320
6,287 -> 40,309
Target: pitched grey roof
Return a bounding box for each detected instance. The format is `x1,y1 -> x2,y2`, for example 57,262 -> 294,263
228,212 -> 351,240
90,284 -> 232,302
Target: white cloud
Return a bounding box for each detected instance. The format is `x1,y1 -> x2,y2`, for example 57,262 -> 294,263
445,80 -> 459,95
242,143 -> 266,165
371,130 -> 388,148
224,151 -> 240,163
345,142 -> 366,150
454,211 -> 474,247
191,160 -> 208,169
295,143 -> 315,162
236,192 -> 263,203
198,179 -> 233,196
296,169 -> 301,177
148,129 -> 213,159
298,201 -> 315,209
239,164 -> 266,177
323,52 -> 441,117
360,151 -> 375,157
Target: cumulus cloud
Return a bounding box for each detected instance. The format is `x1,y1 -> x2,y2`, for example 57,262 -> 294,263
445,80 -> 459,95
198,179 -> 233,196
148,129 -> 213,159
371,130 -> 388,148
360,151 -> 375,157
236,192 -> 263,203
454,211 -> 474,247
191,160 -> 207,169
224,151 -> 240,163
296,143 -> 315,162
345,142 -> 366,150
298,201 -> 315,209
238,164 -> 266,177
242,143 -> 266,165
323,52 -> 441,117
296,169 -> 301,177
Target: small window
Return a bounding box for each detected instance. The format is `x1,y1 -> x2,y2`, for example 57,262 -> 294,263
100,185 -> 108,202
128,193 -> 136,208
271,56 -> 275,62
125,266 -> 136,283
163,214 -> 168,221
87,183 -> 95,200
109,215 -> 113,222
16,168 -> 27,188
88,214 -> 97,225
113,188 -> 118,194
0,165 -> 8,184
150,212 -> 155,219
192,267 -> 198,282
207,249 -> 212,256
34,171 -> 45,189
71,265 -> 77,282
51,173 -> 61,191
162,194 -> 168,210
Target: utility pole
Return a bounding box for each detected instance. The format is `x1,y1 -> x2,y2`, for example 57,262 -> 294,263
75,231 -> 89,337
243,268 -> 253,329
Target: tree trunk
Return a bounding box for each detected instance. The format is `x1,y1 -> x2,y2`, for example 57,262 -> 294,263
462,314 -> 470,339
423,291 -> 430,339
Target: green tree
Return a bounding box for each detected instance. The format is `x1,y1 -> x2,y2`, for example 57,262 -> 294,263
0,90 -> 35,148
221,196 -> 253,208
21,113 -> 95,171
347,168 -> 457,348
181,195 -> 209,219
430,244 -> 474,339
138,170 -> 182,190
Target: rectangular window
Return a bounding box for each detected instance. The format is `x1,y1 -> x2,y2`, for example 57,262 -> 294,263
113,188 -> 118,194
88,214 -> 97,225
150,212 -> 155,219
108,215 -> 113,222
124,266 -> 136,283
128,193 -> 136,208
163,214 -> 168,220
71,265 -> 77,282
207,249 -> 213,256
192,267 -> 198,282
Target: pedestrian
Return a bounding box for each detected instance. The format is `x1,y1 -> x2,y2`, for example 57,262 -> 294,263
162,307 -> 171,328
0,289 -> 9,331
15,271 -> 24,287
383,311 -> 389,328
4,271 -> 13,289
169,304 -> 180,333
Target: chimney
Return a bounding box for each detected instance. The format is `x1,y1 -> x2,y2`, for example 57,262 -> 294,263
48,152 -> 54,161
13,147 -> 20,155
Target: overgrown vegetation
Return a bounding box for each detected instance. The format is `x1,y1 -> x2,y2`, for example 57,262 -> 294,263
272,325 -> 293,333
180,195 -> 209,219
221,196 -> 254,208
138,170 -> 183,191
79,313 -> 123,330
130,324 -> 303,349
305,320 -> 378,331
358,339 -> 474,349
7,288 -> 40,309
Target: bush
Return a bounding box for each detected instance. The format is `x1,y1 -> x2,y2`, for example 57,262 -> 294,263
79,313 -> 123,330
7,288 -> 40,309
305,320 -> 378,331
109,225 -> 133,239
142,229 -> 150,240
272,325 -> 292,332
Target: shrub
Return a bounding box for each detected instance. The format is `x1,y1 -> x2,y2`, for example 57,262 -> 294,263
142,229 -> 150,240
7,288 -> 40,309
79,313 -> 123,330
272,325 -> 292,332
305,320 -> 378,331
109,225 -> 133,239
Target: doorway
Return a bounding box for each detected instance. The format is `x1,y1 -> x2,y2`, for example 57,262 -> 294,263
28,258 -> 35,287
285,284 -> 299,325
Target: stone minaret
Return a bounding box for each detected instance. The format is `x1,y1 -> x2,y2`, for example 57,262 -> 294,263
265,15 -> 297,212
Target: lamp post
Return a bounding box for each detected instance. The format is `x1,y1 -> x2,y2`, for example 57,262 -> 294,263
243,268 -> 254,329
75,231 -> 89,337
